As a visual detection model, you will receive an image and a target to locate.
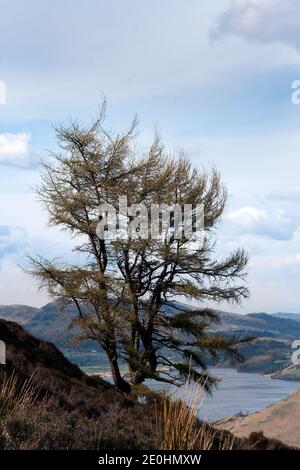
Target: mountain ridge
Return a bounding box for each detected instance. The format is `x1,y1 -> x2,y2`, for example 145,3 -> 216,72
0,301 -> 300,377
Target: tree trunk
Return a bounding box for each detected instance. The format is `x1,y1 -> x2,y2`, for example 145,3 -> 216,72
129,368 -> 145,385
107,349 -> 131,393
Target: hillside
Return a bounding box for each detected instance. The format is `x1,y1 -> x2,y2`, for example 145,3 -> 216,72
0,305 -> 38,325
26,304 -> 300,376
0,318 -> 156,449
216,311 -> 300,339
1,301 -> 300,377
212,312 -> 300,375
272,312 -> 300,323
0,318 -> 293,450
218,386 -> 300,448
271,364 -> 300,381
24,300 -> 107,371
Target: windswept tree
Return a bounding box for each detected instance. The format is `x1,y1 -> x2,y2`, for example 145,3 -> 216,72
28,102 -> 249,392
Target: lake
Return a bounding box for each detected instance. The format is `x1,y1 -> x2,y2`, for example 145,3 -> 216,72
144,368 -> 300,422
83,364 -> 300,422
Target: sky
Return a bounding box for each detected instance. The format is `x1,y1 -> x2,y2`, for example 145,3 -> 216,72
1,0 -> 300,313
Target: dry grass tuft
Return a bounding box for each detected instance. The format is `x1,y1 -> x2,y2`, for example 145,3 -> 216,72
156,381 -> 234,450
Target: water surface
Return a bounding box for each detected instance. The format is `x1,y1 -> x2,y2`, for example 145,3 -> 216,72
145,368 -> 300,422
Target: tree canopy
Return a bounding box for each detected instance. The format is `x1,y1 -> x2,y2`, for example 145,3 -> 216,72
29,102 -> 249,392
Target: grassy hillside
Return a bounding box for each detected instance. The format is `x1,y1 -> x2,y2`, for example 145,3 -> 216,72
0,318 -> 154,449
0,318 -> 293,450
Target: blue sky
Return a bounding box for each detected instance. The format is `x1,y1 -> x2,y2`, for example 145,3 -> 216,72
1,0 -> 300,312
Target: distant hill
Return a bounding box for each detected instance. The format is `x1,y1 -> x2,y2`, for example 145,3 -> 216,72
272,312 -> 300,323
25,300 -> 79,345
213,312 -> 300,375
24,300 -> 106,370
271,363 -> 300,381
0,302 -> 300,377
0,304 -> 38,324
216,311 -> 300,339
0,301 -> 107,372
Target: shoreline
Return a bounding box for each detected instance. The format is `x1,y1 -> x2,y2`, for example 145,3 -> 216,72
83,364 -> 300,383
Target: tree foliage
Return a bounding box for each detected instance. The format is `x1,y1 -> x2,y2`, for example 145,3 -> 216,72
28,102 -> 249,392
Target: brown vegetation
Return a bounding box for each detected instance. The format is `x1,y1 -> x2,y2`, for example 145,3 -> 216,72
0,319 -> 294,450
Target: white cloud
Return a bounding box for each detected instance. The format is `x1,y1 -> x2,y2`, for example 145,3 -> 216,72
172,131 -> 300,197
226,206 -> 296,240
0,225 -> 28,258
0,132 -> 40,168
0,257 -> 49,306
210,0 -> 300,50
0,0 -> 299,124
250,252 -> 300,270
227,206 -> 267,224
